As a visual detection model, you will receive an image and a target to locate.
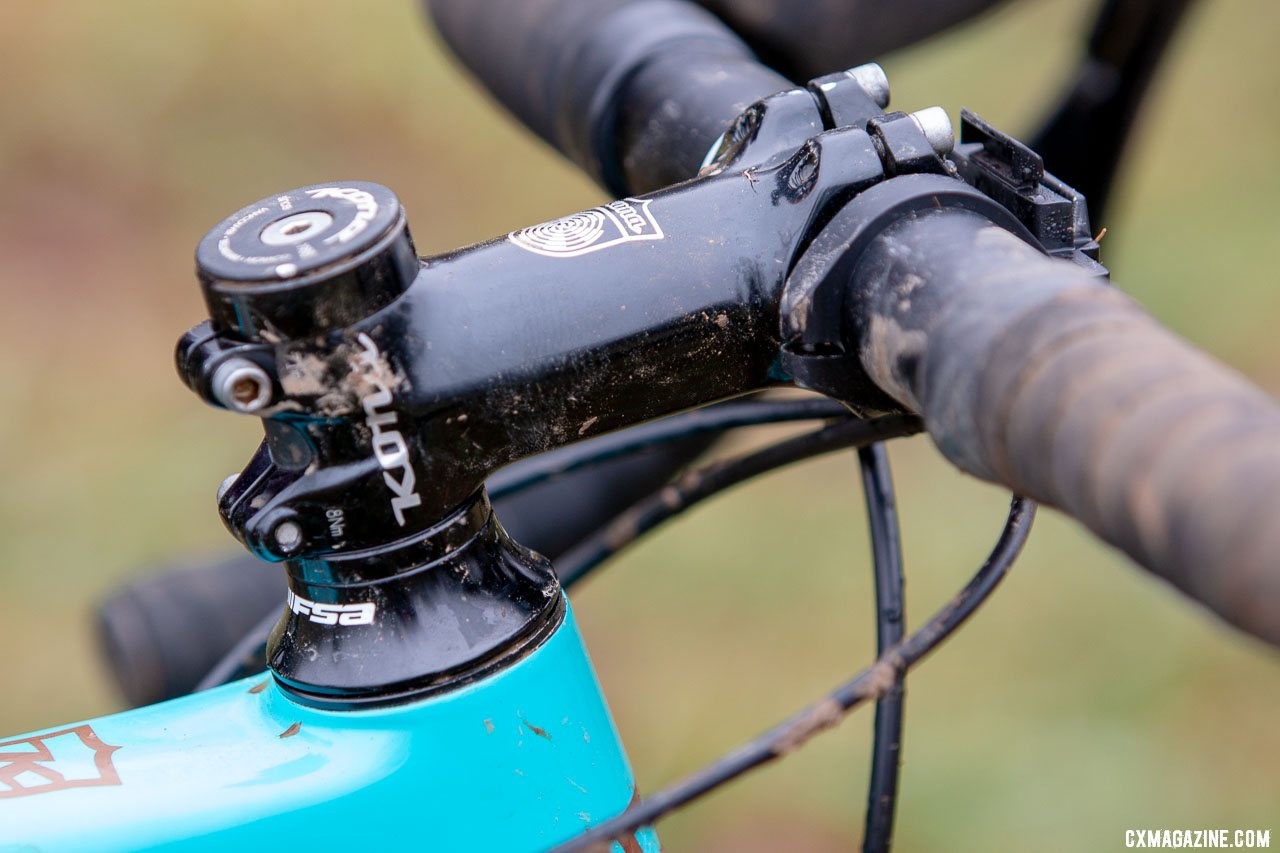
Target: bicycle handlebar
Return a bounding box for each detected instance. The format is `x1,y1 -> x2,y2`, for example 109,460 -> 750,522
426,0 -> 790,193
853,208 -> 1280,645
691,0 -> 1010,82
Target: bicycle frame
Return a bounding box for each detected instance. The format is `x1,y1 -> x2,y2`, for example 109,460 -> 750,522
1,600 -> 657,852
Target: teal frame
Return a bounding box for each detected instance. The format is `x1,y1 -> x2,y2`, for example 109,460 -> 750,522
0,598 -> 657,852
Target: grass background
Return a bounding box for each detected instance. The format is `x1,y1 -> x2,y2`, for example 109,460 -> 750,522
0,1 -> 1277,849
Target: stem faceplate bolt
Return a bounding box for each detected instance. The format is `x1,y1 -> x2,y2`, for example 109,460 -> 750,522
846,63 -> 890,109
910,107 -> 956,156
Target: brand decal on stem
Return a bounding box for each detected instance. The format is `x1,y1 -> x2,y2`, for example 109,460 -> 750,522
509,198 -> 664,258
356,332 -> 421,526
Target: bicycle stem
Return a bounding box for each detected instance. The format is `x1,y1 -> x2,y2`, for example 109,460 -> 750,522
176,71 -> 1107,706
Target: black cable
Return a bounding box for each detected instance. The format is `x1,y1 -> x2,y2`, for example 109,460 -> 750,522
556,415 -> 924,588
488,398 -> 852,500
194,606 -> 280,692
193,399 -> 872,691
553,496 -> 1036,852
859,443 -> 905,853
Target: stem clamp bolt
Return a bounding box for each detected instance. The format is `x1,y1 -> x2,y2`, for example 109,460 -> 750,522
211,358 -> 273,413
272,520 -> 304,554
217,473 -> 239,502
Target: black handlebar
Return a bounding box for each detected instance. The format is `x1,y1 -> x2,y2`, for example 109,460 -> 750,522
426,0 -> 790,193
691,0 -> 1010,82
851,208 -> 1280,646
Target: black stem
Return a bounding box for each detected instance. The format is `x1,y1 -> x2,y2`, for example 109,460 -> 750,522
859,444 -> 905,853
553,497 -> 1036,852
556,415 -> 924,588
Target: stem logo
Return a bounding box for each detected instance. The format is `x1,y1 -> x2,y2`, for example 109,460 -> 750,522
509,198 -> 664,258
0,725 -> 121,799
356,333 -> 421,526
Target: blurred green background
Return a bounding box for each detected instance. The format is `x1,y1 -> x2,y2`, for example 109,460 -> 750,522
1,1 -> 1277,849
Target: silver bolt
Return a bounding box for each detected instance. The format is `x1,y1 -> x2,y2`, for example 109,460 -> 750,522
910,107 -> 955,156
260,210 -> 334,246
273,520 -> 304,554
846,63 -> 890,109
217,473 -> 239,502
211,358 -> 273,413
